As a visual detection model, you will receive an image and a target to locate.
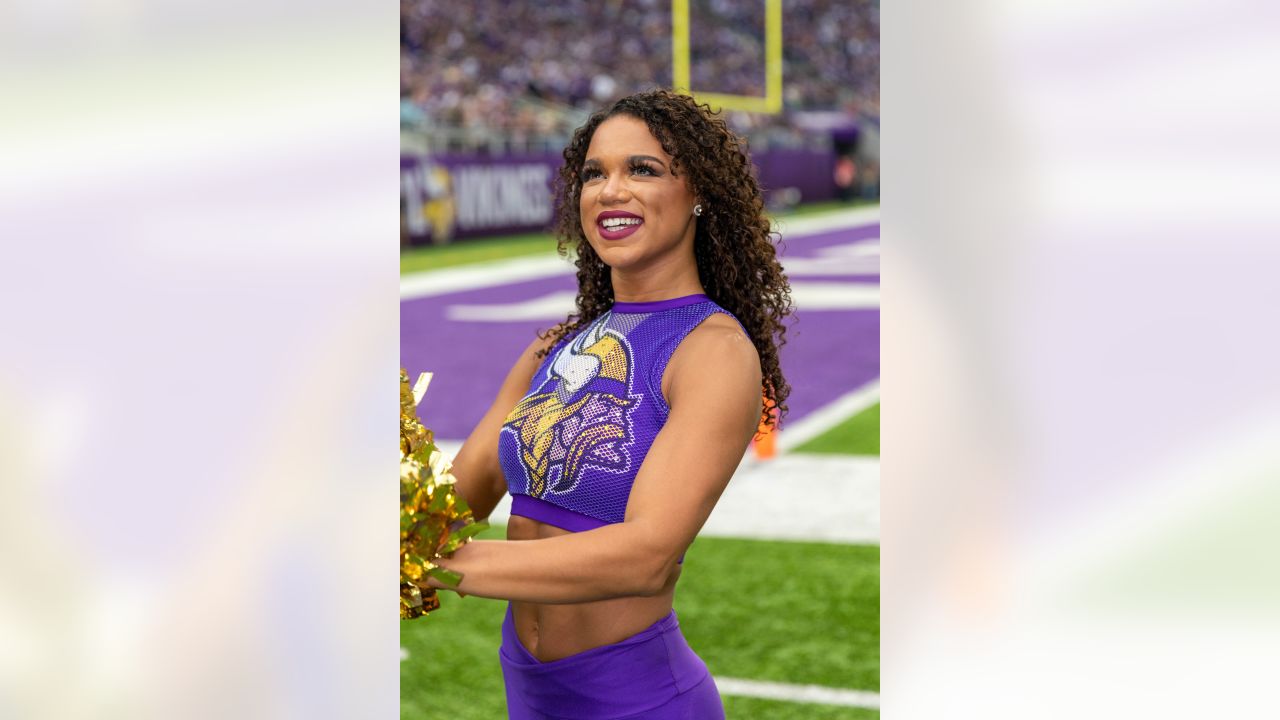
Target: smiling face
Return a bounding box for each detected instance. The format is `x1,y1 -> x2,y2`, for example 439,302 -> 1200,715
579,114 -> 699,273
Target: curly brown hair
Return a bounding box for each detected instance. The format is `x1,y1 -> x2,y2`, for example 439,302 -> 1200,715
538,89 -> 793,430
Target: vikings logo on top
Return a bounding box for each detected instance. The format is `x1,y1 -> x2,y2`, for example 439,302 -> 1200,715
503,315 -> 641,498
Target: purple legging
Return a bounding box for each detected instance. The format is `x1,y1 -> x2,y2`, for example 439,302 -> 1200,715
499,604 -> 725,719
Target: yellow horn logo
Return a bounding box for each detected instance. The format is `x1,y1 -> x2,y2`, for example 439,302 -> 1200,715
582,335 -> 629,383
503,318 -> 636,498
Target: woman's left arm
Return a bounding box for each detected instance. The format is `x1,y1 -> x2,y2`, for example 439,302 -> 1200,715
428,316 -> 762,604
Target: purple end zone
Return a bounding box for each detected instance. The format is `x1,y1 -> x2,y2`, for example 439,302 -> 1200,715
401,222 -> 880,439
400,274 -> 577,438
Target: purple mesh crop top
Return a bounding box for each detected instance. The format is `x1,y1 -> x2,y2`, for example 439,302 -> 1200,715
499,293 -> 743,532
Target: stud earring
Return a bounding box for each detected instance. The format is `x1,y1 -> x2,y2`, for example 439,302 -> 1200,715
693,204 -> 704,217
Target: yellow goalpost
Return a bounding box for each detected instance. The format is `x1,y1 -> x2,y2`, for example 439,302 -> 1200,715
671,0 -> 783,114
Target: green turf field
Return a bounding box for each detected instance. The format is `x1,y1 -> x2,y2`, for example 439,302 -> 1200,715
794,403 -> 880,456
400,231 -> 560,273
771,198 -> 878,218
400,525 -> 879,719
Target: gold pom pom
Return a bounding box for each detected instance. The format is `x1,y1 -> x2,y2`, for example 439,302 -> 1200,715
400,369 -> 486,619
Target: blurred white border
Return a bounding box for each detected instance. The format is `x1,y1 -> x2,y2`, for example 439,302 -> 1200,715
885,0 -> 1280,717
1,5 -> 399,719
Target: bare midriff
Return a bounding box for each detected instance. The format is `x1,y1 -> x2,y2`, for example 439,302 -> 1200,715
506,514 -> 680,662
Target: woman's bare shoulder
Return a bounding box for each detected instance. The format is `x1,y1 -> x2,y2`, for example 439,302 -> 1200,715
666,312 -> 760,394
686,312 -> 756,361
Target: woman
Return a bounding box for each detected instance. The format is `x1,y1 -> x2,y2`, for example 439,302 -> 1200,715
425,89 -> 792,718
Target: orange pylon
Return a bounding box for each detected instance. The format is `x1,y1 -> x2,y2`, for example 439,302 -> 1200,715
752,394 -> 778,459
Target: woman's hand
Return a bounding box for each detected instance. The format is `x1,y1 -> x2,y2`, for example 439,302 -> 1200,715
416,546 -> 470,596
415,575 -> 467,598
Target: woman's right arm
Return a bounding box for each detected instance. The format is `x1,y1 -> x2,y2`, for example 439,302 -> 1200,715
449,333 -> 556,520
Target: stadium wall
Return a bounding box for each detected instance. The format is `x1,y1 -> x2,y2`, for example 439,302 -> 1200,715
401,148 -> 837,245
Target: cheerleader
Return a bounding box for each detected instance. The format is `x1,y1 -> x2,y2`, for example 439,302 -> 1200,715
424,89 -> 793,719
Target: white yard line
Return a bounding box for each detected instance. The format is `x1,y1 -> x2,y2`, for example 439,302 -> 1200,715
714,677 -> 881,709
771,205 -> 879,238
777,380 -> 881,453
445,290 -> 580,321
704,453 -> 880,543
400,254 -> 575,300
441,282 -> 878,323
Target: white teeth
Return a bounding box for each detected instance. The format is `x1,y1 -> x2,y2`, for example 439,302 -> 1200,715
601,217 -> 641,229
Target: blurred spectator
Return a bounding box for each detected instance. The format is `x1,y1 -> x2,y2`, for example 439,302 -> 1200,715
855,114 -> 880,200
401,0 -> 878,144
835,154 -> 857,202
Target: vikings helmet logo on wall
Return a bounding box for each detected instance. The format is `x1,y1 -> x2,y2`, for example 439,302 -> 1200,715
503,317 -> 640,498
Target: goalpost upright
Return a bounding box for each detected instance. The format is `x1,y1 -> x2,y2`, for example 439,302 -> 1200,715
671,0 -> 783,114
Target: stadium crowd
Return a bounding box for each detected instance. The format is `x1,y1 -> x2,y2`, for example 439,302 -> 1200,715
401,0 -> 879,141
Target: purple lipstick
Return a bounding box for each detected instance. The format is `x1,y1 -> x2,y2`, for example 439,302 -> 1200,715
596,210 -> 644,240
